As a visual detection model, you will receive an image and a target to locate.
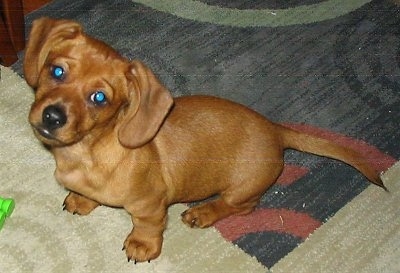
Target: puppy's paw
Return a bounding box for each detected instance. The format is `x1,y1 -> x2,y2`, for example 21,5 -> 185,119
63,192 -> 100,215
123,232 -> 162,263
181,206 -> 216,228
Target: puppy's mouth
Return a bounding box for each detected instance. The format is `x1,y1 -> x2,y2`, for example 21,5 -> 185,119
35,126 -> 55,139
31,125 -> 67,146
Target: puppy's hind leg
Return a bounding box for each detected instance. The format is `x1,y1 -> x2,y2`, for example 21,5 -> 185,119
181,197 -> 257,228
181,161 -> 284,228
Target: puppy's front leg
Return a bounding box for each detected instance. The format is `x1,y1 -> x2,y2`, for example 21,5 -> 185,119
63,192 -> 100,215
123,202 -> 167,263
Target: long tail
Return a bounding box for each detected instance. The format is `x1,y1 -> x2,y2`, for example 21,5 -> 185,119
277,124 -> 387,190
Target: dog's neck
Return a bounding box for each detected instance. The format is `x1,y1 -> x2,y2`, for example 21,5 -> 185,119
51,125 -> 121,164
50,127 -> 127,201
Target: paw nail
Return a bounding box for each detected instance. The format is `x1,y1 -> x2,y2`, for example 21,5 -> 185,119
181,210 -> 187,217
134,259 -> 137,265
148,260 -> 151,263
127,257 -> 131,263
122,246 -> 126,251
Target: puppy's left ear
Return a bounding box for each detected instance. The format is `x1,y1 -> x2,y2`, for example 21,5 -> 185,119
24,17 -> 82,88
118,60 -> 174,148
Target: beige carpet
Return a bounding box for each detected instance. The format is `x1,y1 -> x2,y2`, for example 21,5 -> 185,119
1,65 -> 399,273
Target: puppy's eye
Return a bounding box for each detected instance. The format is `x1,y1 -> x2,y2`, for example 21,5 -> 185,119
51,66 -> 65,80
90,91 -> 107,105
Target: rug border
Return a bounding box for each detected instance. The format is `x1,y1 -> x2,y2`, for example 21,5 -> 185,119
271,161 -> 400,273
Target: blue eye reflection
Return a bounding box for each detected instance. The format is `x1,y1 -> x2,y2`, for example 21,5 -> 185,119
90,91 -> 107,105
51,66 -> 64,79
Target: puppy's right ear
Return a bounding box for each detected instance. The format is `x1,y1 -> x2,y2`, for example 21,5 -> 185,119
118,61 -> 174,148
23,17 -> 82,88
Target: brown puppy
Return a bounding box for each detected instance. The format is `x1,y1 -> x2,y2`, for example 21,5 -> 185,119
24,17 -> 386,263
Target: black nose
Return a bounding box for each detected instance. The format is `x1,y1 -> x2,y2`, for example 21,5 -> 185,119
42,105 -> 67,130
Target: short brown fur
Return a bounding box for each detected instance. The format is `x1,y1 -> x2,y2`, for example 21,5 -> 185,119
24,17 -> 386,263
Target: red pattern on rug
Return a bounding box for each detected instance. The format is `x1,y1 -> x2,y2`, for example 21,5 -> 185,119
276,164 -> 309,186
215,208 -> 322,241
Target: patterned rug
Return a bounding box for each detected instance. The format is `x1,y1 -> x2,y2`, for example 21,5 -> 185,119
5,0 -> 400,271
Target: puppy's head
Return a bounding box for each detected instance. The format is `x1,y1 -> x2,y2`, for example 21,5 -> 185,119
25,17 -> 173,148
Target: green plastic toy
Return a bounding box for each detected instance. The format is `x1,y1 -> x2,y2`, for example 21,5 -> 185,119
0,211 -> 6,230
0,197 -> 15,230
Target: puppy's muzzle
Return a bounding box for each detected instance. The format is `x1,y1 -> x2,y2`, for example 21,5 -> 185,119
38,105 -> 67,138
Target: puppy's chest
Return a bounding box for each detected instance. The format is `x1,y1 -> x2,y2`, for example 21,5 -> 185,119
54,149 -> 123,203
55,157 -> 108,191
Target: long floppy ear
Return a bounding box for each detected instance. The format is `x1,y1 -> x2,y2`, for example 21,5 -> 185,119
118,60 -> 174,148
23,17 -> 82,88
